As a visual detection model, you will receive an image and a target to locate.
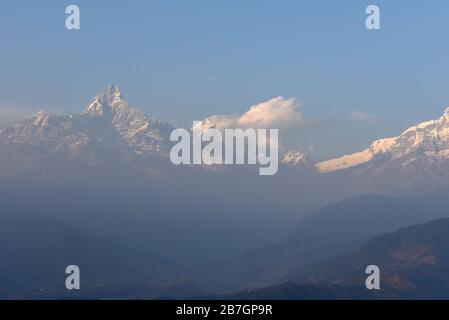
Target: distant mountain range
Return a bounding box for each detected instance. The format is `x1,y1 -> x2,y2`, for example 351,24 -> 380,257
0,85 -> 173,164
0,85 -> 309,172
3,84 -> 449,189
4,85 -> 449,300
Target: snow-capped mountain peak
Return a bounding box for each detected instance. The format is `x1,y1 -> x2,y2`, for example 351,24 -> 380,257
84,84 -> 126,116
81,84 -> 174,155
0,85 -> 174,162
32,110 -> 57,126
281,150 -> 311,167
316,107 -> 449,174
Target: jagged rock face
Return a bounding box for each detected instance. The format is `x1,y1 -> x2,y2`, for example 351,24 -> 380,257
83,84 -> 174,155
281,150 -> 310,167
0,111 -> 93,157
0,85 -> 174,162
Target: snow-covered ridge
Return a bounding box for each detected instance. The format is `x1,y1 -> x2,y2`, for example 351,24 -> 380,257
4,85 -> 449,176
316,108 -> 449,173
83,84 -> 124,116
0,84 -> 174,158
316,137 -> 396,173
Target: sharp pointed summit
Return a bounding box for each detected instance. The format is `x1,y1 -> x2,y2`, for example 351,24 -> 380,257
104,83 -> 121,96
0,84 -> 175,161
84,84 -> 126,116
81,84 -> 174,155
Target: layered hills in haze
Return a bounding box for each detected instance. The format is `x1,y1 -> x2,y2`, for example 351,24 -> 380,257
3,85 -> 449,299
0,216 -> 202,299
287,217 -> 449,299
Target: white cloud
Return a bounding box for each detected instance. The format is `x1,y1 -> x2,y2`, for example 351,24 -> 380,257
197,97 -> 310,150
204,97 -> 307,131
349,111 -> 378,122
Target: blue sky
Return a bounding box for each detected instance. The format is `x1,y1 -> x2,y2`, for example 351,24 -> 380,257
1,0 -> 449,159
